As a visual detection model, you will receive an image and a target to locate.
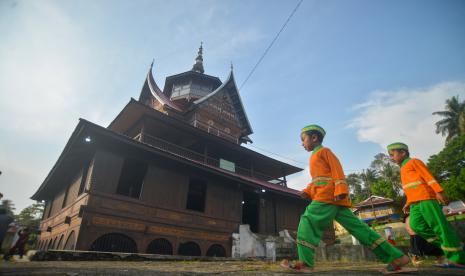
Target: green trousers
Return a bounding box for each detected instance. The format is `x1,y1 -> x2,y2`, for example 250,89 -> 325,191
297,201 -> 404,267
410,200 -> 465,264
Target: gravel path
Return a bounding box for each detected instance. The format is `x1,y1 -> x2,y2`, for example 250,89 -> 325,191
1,260 -> 464,276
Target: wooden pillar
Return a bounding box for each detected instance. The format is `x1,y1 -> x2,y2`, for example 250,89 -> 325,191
281,167 -> 287,187
140,117 -> 146,142
250,161 -> 255,177
203,143 -> 208,164
273,196 -> 278,234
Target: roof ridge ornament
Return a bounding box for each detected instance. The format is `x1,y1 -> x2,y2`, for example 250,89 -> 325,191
192,42 -> 205,74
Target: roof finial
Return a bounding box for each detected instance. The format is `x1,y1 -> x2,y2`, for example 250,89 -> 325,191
150,58 -> 154,68
230,61 -> 234,72
192,42 -> 205,74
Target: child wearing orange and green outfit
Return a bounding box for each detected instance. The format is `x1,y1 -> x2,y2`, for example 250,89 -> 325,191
284,125 -> 410,273
388,142 -> 465,268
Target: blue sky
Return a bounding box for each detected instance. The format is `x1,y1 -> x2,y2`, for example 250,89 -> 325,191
1,0 -> 465,212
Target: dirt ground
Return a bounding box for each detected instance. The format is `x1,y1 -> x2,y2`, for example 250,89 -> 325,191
1,258 -> 465,276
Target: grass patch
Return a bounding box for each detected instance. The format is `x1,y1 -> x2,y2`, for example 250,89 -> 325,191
446,213 -> 465,221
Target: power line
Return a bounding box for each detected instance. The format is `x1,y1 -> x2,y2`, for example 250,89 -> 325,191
247,144 -> 306,166
239,0 -> 304,90
247,144 -> 365,173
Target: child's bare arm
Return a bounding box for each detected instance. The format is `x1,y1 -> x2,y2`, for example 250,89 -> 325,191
435,191 -> 449,205
402,204 -> 410,214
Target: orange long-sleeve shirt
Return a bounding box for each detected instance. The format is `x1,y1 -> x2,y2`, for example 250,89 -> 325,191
302,146 -> 351,207
400,158 -> 443,205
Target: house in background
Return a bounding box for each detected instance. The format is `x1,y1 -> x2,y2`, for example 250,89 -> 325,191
31,46 -> 322,257
353,196 -> 400,225
443,200 -> 465,217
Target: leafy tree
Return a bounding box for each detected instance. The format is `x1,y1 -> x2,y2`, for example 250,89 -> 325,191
433,96 -> 465,144
441,169 -> 465,201
348,153 -> 404,205
428,135 -> 465,181
347,173 -> 367,203
0,199 -> 16,217
371,180 -> 399,201
15,201 -> 44,230
370,153 -> 391,172
428,135 -> 465,200
370,153 -> 402,197
360,168 -> 378,195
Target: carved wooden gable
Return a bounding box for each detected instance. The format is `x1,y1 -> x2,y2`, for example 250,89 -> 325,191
139,65 -> 183,114
197,92 -> 240,136
189,71 -> 252,142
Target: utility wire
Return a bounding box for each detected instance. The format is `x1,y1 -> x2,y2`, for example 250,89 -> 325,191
247,144 -> 365,173
237,0 -> 364,173
247,144 -> 306,166
239,0 -> 304,90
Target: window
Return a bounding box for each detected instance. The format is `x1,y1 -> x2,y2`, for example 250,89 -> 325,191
43,201 -> 52,219
78,161 -> 91,195
89,233 -> 137,253
206,244 -> 226,257
177,241 -> 201,256
186,179 -> 207,212
146,238 -> 173,255
116,159 -> 148,199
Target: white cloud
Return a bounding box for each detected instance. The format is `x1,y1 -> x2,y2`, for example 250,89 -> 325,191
348,82 -> 465,160
0,2 -> 93,143
0,1 -> 99,211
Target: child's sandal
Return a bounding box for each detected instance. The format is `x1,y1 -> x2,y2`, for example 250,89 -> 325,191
381,264 -> 418,274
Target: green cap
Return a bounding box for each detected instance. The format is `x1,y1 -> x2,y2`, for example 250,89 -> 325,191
387,142 -> 409,151
301,124 -> 326,137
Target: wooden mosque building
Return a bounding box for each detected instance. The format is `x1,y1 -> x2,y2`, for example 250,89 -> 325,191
32,45 -> 310,257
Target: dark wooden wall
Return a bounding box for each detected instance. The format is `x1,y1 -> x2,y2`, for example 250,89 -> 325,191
90,151 -> 124,194
39,147 -> 308,255
63,169 -> 83,208
88,149 -> 304,234
87,149 -> 245,222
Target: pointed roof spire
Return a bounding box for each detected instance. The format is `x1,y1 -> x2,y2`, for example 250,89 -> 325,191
230,61 -> 234,72
192,42 -> 205,74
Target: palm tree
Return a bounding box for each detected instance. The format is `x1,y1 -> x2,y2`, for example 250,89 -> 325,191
360,168 -> 378,220
346,173 -> 363,200
370,153 -> 401,193
433,96 -> 465,143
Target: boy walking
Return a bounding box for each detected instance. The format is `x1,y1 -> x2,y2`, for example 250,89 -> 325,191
387,142 -> 465,268
3,227 -> 30,261
282,125 -> 410,273
404,215 -> 444,266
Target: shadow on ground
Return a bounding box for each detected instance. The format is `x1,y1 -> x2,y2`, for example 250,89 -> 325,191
1,260 -> 464,275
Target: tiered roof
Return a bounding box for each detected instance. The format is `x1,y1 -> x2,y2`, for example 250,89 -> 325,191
138,52 -> 253,142
32,45 -> 304,201
31,118 -> 302,200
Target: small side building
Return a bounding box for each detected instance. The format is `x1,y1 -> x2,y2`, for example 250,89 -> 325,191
353,196 -> 400,225
443,200 -> 465,217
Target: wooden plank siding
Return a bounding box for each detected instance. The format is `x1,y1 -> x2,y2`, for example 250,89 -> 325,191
87,149 -> 304,235
63,170 -> 83,208
38,140 -> 308,255
90,151 -> 124,195
140,165 -> 188,210
49,189 -> 66,218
